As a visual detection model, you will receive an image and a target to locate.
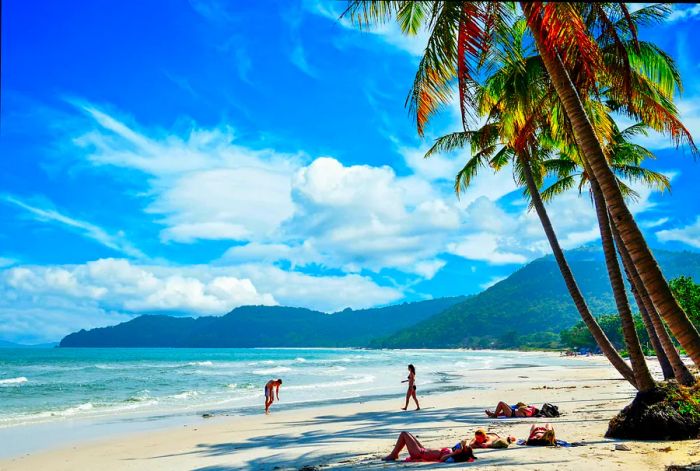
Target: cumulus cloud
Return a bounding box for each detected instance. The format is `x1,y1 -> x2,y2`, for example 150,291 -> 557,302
0,258 -> 403,342
4,259 -> 276,314
657,216 -> 700,248
222,157 -> 460,277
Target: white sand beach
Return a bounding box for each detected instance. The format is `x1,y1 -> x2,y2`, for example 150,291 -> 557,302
1,356 -> 698,471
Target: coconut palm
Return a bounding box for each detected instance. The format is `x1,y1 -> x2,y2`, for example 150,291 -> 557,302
540,123 -> 693,386
425,18 -> 639,386
428,11 -> 689,390
521,2 -> 700,366
345,0 -> 700,368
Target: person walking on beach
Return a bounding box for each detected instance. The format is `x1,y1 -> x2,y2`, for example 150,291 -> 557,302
264,378 -> 282,415
401,364 -> 420,411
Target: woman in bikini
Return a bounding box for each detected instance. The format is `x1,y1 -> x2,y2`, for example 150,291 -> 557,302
469,428 -> 517,449
525,423 -> 556,446
401,364 -> 420,411
382,431 -> 476,463
485,401 -> 537,418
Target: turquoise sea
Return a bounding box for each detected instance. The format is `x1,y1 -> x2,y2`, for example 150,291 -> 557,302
0,347 -> 594,432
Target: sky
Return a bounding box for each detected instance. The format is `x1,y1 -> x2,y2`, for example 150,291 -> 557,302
2,1 -> 700,343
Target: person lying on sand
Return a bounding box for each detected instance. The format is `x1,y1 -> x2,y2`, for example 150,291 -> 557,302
485,401 -> 538,418
525,423 -> 556,446
382,431 -> 477,463
264,378 -> 282,415
469,428 -> 516,449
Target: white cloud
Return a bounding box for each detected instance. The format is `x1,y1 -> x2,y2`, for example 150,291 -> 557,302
657,216 -> 700,248
275,157 -> 461,275
73,105 -> 300,244
641,217 -> 670,229
4,258 -> 276,315
479,275 -> 507,290
668,4 -> 700,22
303,0 -> 428,58
290,44 -> 318,77
0,258 -> 403,342
1,194 -> 144,258
449,233 -> 528,265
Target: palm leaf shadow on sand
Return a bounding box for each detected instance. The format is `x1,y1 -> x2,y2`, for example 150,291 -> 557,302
142,405 -> 617,470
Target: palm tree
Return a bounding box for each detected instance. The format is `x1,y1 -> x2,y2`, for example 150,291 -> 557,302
345,1 -> 700,366
521,2 -> 700,367
426,19 -> 638,386
612,220 -> 696,386
540,125 -> 691,384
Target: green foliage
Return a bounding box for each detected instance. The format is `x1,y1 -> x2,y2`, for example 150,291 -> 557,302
670,275 -> 700,328
665,383 -> 700,422
559,313 -> 652,354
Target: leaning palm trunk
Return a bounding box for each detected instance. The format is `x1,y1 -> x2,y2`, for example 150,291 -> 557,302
590,180 -> 656,391
626,276 -> 675,379
518,151 -> 636,387
522,1 -> 700,368
635,293 -> 675,381
612,222 -> 696,386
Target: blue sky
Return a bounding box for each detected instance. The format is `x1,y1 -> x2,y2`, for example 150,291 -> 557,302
2,1 -> 700,343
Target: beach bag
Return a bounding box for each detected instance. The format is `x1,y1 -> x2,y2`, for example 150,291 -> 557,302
538,403 -> 560,417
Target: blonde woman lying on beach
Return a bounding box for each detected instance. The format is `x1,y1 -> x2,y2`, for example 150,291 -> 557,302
382,431 -> 477,463
469,428 -> 516,449
525,423 -> 556,446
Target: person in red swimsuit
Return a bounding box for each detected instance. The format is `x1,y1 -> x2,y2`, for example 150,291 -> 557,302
485,401 -> 538,418
382,431 -> 476,463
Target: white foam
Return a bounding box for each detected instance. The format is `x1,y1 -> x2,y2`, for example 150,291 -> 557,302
186,361 -> 213,367
0,377 -> 28,386
55,403 -> 94,417
170,391 -> 199,400
251,366 -> 291,375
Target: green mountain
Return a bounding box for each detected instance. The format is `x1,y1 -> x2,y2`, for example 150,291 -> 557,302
374,246 -> 700,348
58,296 -> 466,347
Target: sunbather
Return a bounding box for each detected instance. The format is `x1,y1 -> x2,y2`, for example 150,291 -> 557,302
382,431 -> 477,463
485,401 -> 538,418
469,428 -> 516,449
525,423 -> 556,446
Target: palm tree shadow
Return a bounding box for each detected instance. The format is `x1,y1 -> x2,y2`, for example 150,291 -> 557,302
142,404 -> 617,470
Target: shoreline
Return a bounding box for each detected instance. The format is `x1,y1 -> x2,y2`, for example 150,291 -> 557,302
3,357 -> 698,470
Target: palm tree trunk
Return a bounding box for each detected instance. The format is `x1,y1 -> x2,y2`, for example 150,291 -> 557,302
522,1 -> 700,367
635,293 -> 675,381
612,221 -> 696,386
590,180 -> 656,391
518,151 -> 636,387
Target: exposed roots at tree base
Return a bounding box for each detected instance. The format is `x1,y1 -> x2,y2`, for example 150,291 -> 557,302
606,382 -> 700,440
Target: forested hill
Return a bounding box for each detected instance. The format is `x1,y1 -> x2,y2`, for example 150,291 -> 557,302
58,296 -> 466,347
374,247 -> 700,349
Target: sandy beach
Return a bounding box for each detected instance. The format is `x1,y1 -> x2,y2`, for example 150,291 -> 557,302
1,356 -> 698,471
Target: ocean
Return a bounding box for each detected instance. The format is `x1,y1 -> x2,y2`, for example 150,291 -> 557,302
0,347 -> 593,432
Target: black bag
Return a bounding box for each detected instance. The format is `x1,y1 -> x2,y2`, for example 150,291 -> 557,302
538,403 -> 560,417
